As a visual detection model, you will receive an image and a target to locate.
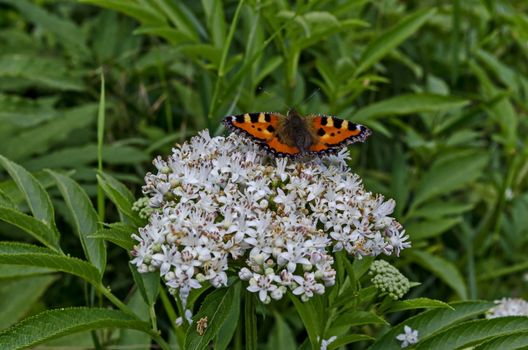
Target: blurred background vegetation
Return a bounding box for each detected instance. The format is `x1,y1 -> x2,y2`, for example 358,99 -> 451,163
0,0 -> 527,348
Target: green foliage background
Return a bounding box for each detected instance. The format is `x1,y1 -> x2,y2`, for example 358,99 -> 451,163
0,0 -> 527,349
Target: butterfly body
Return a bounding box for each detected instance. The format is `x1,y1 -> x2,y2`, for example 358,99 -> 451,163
224,110 -> 371,158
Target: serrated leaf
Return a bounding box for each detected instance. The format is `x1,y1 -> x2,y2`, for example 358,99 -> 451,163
386,298 -> 452,313
368,301 -> 495,350
0,155 -> 59,248
0,206 -> 60,250
0,308 -> 150,350
0,242 -> 101,285
408,250 -> 467,299
0,275 -> 57,330
0,264 -> 55,278
185,281 -> 241,350
47,171 -> 106,274
352,93 -> 469,122
355,8 -> 436,76
415,317 -> 528,350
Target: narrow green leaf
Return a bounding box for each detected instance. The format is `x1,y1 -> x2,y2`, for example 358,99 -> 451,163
354,8 -> 436,76
406,217 -> 462,240
90,223 -> 135,251
368,301 -> 495,350
0,0 -> 89,56
201,0 -> 226,48
332,311 -> 388,328
244,291 -> 257,350
0,155 -> 58,238
0,242 -> 101,285
386,298 -> 452,313
0,207 -> 59,251
290,294 -> 321,349
328,334 -> 374,350
352,93 -> 469,122
408,250 -> 467,299
96,173 -> 142,227
214,282 -> 241,350
0,264 -> 55,278
415,317 -> 528,350
474,331 -> 528,350
185,281 -> 241,350
266,312 -> 296,350
411,201 -> 474,219
0,275 -> 57,330
80,0 -> 165,25
412,151 -> 488,208
47,171 -> 106,274
0,308 -> 150,350
130,266 -> 160,308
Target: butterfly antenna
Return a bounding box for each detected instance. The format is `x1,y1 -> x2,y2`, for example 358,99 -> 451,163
289,88 -> 321,115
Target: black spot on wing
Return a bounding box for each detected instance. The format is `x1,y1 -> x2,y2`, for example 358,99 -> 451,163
250,114 -> 259,123
317,128 -> 325,136
267,125 -> 275,132
333,118 -> 343,129
235,115 -> 245,123
320,116 -> 328,126
264,114 -> 271,122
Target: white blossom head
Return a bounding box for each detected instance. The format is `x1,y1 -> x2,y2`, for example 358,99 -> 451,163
131,130 -> 409,307
486,297 -> 528,318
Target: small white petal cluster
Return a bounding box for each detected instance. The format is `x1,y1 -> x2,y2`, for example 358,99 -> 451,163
131,131 -> 409,306
396,325 -> 419,348
486,297 -> 528,319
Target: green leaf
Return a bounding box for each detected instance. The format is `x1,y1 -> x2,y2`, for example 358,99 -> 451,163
266,312 -> 296,350
47,171 -> 106,274
0,54 -> 85,91
201,0 -> 226,48
130,266 -> 160,308
0,207 -> 60,250
352,93 -> 469,122
0,155 -> 59,247
215,282 -> 241,350
328,334 -> 374,350
385,298 -> 452,313
368,301 -> 495,350
0,308 -> 150,350
0,264 -> 55,278
332,311 -> 388,328
290,294 -> 322,349
415,317 -> 528,350
90,223 -> 135,251
0,242 -> 101,285
406,217 -> 462,240
0,0 -> 89,56
185,281 -> 241,350
117,290 -> 152,350
79,0 -> 165,25
96,172 -> 142,227
0,275 -> 57,330
410,201 -> 474,219
412,151 -> 488,208
354,8 -> 436,76
408,250 -> 467,299
473,331 -> 528,350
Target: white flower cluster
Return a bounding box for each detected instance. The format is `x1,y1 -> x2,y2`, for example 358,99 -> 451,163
396,325 -> 419,348
486,297 -> 528,319
131,131 -> 409,306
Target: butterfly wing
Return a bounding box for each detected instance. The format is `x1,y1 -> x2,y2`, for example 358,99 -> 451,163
224,112 -> 302,157
308,115 -> 371,153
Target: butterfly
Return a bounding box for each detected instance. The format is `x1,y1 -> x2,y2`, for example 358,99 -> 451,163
223,109 -> 371,158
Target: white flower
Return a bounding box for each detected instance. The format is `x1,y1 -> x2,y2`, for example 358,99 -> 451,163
175,309 -> 193,326
319,336 -> 337,350
396,325 -> 419,348
487,298 -> 528,318
131,131 -> 408,306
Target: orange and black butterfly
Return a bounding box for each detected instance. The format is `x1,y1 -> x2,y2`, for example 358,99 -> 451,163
223,110 -> 371,158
